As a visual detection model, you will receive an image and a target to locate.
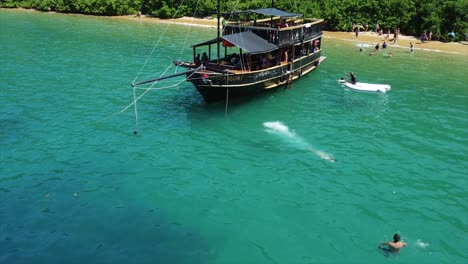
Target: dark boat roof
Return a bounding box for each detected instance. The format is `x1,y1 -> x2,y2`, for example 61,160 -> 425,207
250,8 -> 302,18
222,31 -> 278,54
192,31 -> 278,54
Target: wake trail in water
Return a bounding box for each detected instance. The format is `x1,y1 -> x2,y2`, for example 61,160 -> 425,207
262,121 -> 335,162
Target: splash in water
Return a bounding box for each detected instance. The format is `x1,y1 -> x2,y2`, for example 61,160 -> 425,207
415,239 -> 430,248
262,121 -> 335,162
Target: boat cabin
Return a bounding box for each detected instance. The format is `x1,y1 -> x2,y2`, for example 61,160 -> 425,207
190,8 -> 323,73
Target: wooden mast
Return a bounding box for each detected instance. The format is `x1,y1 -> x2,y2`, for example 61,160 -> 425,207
216,0 -> 220,64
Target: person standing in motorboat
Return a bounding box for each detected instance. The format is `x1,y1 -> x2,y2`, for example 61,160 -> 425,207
345,72 -> 357,84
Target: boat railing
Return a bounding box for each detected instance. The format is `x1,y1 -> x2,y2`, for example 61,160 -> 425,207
205,62 -> 238,72
223,21 -> 323,46
278,24 -> 323,45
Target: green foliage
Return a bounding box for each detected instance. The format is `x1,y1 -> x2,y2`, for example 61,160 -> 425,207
1,0 -> 466,40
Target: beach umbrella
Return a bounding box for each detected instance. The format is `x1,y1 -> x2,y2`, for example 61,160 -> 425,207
353,24 -> 364,31
448,32 -> 455,38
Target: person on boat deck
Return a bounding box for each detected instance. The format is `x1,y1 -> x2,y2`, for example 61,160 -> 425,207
194,53 -> 201,66
267,53 -> 275,64
260,56 -> 270,69
201,52 -> 208,65
230,53 -> 239,65
282,49 -> 289,64
313,39 -> 319,53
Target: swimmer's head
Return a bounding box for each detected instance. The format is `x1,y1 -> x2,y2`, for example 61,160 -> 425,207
393,234 -> 400,243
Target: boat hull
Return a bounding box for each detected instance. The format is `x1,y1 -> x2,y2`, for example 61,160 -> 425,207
187,52 -> 323,102
344,82 -> 391,93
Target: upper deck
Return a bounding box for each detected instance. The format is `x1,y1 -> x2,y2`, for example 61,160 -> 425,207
222,9 -> 323,47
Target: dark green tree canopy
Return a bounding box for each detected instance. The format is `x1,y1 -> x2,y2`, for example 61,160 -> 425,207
1,0 -> 466,41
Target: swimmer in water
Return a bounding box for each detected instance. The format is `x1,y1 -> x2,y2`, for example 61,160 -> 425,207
387,234 -> 406,251
378,233 -> 407,257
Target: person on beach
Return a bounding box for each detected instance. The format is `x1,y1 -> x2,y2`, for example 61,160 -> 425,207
410,42 -> 414,52
420,32 -> 428,43
355,24 -> 360,38
375,43 -> 380,51
382,40 -> 388,49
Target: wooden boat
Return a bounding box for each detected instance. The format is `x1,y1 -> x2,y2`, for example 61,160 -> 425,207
132,4 -> 325,102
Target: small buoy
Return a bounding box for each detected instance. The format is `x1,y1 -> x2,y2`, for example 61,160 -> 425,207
134,130 -> 138,135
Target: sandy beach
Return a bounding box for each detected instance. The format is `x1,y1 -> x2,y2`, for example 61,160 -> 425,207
324,31 -> 467,56
126,15 -> 468,56
5,8 -> 467,55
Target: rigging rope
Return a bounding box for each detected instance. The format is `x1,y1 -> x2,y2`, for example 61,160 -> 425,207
175,0 -> 201,73
115,0 -> 246,133
97,65 -> 202,124
132,0 -> 189,84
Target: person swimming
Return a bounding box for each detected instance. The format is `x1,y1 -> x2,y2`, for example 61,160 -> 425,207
378,233 -> 407,257
388,234 -> 406,251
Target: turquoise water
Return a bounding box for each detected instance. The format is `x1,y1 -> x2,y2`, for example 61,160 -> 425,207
1,9 -> 467,264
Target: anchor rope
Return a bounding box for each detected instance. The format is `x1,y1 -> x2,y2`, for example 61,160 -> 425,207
108,0 -> 244,133
97,65 -> 202,124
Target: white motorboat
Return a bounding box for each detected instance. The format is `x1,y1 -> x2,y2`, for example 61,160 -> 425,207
344,81 -> 391,93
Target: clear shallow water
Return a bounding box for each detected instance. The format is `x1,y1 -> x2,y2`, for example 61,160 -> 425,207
1,9 -> 467,264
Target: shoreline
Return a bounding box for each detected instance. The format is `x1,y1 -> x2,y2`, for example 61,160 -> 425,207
124,15 -> 467,56
323,31 -> 467,55
119,14 -> 467,55
4,8 -> 467,55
